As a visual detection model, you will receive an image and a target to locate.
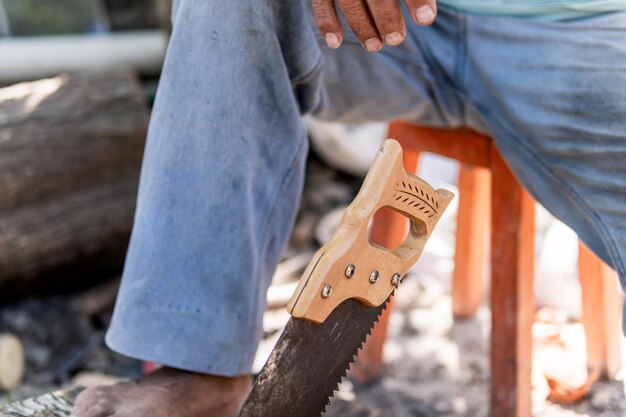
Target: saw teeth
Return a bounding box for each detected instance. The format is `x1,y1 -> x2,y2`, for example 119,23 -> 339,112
270,291 -> 396,417
321,292 -> 395,415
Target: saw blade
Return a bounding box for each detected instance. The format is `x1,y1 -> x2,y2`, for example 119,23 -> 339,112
238,294 -> 392,417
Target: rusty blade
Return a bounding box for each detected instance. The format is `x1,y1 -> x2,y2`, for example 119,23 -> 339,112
238,295 -> 391,417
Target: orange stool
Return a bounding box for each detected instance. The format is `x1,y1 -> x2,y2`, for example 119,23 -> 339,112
351,122 -> 622,417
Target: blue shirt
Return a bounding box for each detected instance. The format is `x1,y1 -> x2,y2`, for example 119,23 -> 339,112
438,0 -> 626,20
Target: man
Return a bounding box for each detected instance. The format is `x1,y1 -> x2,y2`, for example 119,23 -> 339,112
71,1 -> 626,416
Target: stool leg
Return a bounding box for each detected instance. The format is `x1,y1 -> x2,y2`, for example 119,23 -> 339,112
578,242 -> 623,380
490,149 -> 534,417
350,144 -> 420,384
453,163 -> 490,318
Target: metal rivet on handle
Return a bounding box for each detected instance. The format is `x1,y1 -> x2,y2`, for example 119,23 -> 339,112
345,264 -> 355,278
369,271 -> 379,284
321,284 -> 332,298
391,273 -> 402,287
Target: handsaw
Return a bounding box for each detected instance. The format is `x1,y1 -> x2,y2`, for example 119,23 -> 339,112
239,139 -> 453,417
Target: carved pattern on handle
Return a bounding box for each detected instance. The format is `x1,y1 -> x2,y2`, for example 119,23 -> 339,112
394,181 -> 439,218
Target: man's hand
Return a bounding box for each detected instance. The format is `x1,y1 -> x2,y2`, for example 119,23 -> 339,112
312,0 -> 437,51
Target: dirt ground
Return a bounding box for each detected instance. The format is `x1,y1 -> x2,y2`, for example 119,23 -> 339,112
320,277 -> 626,417
2,152 -> 625,417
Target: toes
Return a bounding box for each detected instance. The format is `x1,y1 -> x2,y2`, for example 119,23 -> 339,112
72,387 -> 116,417
76,403 -> 115,417
73,387 -> 98,416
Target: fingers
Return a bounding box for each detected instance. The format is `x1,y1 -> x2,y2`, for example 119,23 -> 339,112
365,0 -> 406,46
404,0 -> 437,25
312,0 -> 436,51
311,0 -> 343,49
336,0 -> 383,51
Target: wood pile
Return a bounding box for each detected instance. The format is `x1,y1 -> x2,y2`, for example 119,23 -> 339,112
0,70 -> 148,301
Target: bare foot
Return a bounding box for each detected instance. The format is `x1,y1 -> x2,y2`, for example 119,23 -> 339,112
71,367 -> 252,417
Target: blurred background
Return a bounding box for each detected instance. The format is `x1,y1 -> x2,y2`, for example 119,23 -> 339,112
0,0 -> 168,87
0,1 -> 625,416
0,0 -> 170,405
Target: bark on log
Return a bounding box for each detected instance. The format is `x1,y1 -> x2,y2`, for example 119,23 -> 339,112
0,388 -> 82,417
0,178 -> 138,298
0,71 -> 147,210
0,70 -> 147,297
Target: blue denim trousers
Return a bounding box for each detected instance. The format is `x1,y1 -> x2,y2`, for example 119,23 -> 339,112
106,1 -> 626,376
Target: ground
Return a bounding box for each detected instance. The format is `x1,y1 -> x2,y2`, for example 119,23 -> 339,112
326,280 -> 626,417
2,151 -> 625,417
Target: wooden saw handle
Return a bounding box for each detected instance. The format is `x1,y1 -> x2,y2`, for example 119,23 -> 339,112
287,139 -> 453,323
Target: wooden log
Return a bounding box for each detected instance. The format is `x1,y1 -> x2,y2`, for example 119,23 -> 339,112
0,71 -> 147,210
0,388 -> 81,417
0,178 -> 138,299
0,70 -> 147,297
0,334 -> 24,391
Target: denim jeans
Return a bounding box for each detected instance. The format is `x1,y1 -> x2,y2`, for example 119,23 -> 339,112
106,0 -> 626,376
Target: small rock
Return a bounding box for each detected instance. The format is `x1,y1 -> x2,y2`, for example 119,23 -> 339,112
590,384 -> 622,411
433,398 -> 453,413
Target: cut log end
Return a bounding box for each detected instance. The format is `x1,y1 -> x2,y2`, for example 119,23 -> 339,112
0,334 -> 24,391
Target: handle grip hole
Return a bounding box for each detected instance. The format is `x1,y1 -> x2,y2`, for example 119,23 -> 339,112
368,206 -> 427,260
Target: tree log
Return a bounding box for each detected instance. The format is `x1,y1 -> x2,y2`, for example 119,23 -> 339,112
0,71 -> 147,210
0,70 -> 147,298
0,178 -> 138,299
